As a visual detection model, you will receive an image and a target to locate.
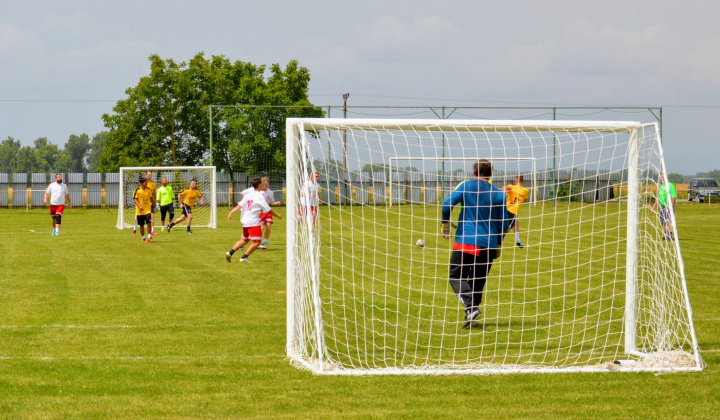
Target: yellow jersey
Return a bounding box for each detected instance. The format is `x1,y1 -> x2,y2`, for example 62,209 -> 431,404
506,184 -> 529,215
133,186 -> 154,216
146,180 -> 157,196
180,188 -> 202,208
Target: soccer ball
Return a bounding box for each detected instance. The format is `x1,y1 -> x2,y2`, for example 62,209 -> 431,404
415,239 -> 425,248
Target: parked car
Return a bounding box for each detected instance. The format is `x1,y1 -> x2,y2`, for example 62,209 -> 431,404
687,178 -> 720,202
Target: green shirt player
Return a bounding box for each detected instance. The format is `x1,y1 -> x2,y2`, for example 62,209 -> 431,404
651,176 -> 677,241
156,178 -> 175,231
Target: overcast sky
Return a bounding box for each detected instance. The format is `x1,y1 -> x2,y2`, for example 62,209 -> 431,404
1,0 -> 719,174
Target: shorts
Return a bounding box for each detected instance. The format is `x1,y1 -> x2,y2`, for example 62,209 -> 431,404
298,206 -> 317,218
181,203 -> 192,216
507,213 -> 517,230
242,226 -> 263,242
136,214 -> 152,226
50,205 -> 65,216
160,204 -> 174,221
659,207 -> 674,224
259,212 -> 273,224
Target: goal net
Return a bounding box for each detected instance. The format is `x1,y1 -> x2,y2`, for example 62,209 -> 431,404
286,118 -> 703,375
116,166 -> 217,229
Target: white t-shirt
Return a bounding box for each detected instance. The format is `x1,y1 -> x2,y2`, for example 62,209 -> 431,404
302,181 -> 319,207
240,187 -> 254,197
46,182 -> 69,206
239,190 -> 271,227
263,188 -> 275,203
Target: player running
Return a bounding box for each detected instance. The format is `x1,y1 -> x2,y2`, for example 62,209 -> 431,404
441,159 -> 511,329
133,171 -> 158,236
226,177 -> 282,263
239,178 -> 282,249
44,173 -> 72,236
133,177 -> 157,243
167,180 -> 203,234
504,175 -> 530,248
156,177 -> 175,231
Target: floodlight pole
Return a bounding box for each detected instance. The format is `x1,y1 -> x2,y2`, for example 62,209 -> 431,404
209,105 -> 213,166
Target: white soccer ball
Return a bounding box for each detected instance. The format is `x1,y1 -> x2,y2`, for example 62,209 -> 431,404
415,239 -> 425,248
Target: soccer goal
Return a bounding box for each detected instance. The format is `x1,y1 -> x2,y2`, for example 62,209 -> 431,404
286,118 -> 703,375
388,157 -> 537,207
116,166 -> 217,229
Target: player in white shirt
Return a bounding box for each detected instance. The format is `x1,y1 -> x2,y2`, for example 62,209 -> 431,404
44,173 -> 72,236
225,177 -> 282,263
300,171 -> 321,232
239,178 -> 282,249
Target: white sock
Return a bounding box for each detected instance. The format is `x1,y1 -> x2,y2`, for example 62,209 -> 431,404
515,232 -> 521,242
55,227 -> 59,233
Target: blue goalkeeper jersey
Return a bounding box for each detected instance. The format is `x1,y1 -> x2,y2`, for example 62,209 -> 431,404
441,179 -> 511,249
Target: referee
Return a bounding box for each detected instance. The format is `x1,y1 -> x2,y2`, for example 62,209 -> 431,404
441,159 -> 511,329
156,177 -> 175,231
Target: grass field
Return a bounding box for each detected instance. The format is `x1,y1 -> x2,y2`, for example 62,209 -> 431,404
1,202 -> 718,418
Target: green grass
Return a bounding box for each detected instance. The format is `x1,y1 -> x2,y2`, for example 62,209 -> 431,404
0,202 -> 718,418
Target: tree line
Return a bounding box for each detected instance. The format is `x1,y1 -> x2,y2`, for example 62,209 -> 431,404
0,132 -> 106,174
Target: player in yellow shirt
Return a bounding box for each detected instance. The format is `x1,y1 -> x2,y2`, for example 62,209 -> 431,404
167,179 -> 204,234
504,175 -> 530,248
133,177 -> 157,243
133,171 -> 159,236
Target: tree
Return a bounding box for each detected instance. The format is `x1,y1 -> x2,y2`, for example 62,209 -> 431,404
63,134 -> 91,173
86,131 -> 107,172
667,172 -> 687,183
0,137 -> 21,173
100,53 -> 323,173
32,138 -> 60,172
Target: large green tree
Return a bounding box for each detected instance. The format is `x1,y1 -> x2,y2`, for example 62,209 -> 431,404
0,137 -> 21,173
100,53 -> 323,174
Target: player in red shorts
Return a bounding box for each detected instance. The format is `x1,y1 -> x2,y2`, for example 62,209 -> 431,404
299,171 -> 321,232
225,177 -> 282,263
44,173 -> 72,236
258,177 -> 282,249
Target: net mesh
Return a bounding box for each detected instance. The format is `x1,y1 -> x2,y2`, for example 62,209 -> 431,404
287,119 -> 702,374
117,167 -> 216,229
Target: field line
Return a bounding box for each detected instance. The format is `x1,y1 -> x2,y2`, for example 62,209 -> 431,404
0,323 -> 273,329
0,354 -> 285,361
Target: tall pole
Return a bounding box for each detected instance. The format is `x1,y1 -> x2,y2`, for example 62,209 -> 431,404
552,106 -> 557,207
342,93 -> 350,205
208,105 -> 213,166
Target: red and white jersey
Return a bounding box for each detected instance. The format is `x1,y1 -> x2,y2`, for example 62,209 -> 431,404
46,182 -> 69,206
239,190 -> 271,227
302,180 -> 319,207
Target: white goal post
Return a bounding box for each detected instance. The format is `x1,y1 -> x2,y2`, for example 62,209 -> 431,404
388,157 -> 538,207
116,166 -> 217,229
286,118 -> 703,375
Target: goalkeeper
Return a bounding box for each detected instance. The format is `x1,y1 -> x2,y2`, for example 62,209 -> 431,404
156,177 -> 175,231
441,159 -> 511,329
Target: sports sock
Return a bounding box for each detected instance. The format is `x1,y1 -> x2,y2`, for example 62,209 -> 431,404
55,227 -> 59,233
228,249 -> 235,256
515,232 -> 521,242
241,255 -> 248,260
142,235 -> 146,240
187,226 -> 190,232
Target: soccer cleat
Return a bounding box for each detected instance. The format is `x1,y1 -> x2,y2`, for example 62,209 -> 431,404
132,230 -> 137,236
262,239 -> 269,246
239,257 -> 252,263
258,244 -> 267,250
225,252 -> 232,263
463,309 -> 481,329
51,231 -> 56,236
516,240 -> 524,249
151,232 -> 158,236
142,238 -> 147,243
148,237 -> 155,243
167,223 -> 174,233
187,230 -> 193,235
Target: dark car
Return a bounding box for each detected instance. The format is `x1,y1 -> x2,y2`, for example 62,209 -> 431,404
687,178 -> 720,203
